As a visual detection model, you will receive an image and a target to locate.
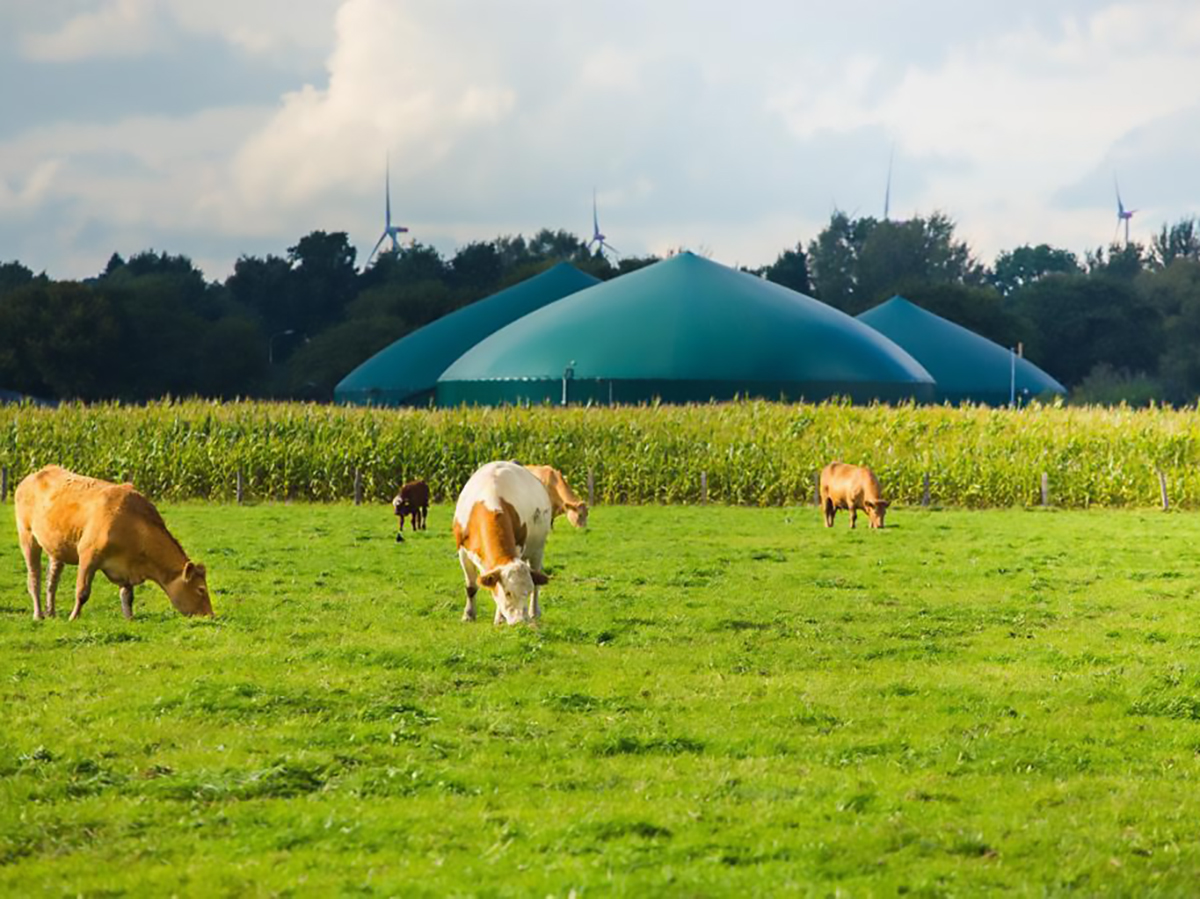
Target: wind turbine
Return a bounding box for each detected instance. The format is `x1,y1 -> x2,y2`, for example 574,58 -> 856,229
883,144 -> 894,221
369,156 -> 409,262
1114,176 -> 1136,246
588,190 -> 618,258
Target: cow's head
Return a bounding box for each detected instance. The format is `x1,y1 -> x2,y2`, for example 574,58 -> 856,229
565,500 -> 589,528
167,561 -> 214,616
392,496 -> 409,516
867,500 -> 889,529
477,560 -> 549,624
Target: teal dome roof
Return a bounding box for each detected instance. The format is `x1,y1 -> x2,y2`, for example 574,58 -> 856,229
437,253 -> 934,406
334,262 -> 600,406
857,296 -> 1066,406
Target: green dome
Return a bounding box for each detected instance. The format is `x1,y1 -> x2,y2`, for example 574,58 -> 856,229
857,296 -> 1066,406
334,262 -> 600,406
437,253 -> 934,406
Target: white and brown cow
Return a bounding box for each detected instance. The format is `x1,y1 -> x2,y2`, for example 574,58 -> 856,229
453,461 -> 552,625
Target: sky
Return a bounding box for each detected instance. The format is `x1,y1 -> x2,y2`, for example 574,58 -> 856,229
2,0 -> 1199,283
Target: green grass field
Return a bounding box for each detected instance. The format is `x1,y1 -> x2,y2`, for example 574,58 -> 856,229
3,501 -> 1200,896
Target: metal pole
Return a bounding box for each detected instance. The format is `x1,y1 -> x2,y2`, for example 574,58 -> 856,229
813,471 -> 821,506
1,466 -> 7,503
1158,469 -> 1169,512
354,468 -> 363,506
922,472 -> 930,507
1041,472 -> 1049,507
1010,347 -> 1016,407
236,470 -> 244,505
700,471 -> 708,504
587,468 -> 595,508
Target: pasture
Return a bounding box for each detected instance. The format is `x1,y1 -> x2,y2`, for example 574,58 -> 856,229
3,501 -> 1200,895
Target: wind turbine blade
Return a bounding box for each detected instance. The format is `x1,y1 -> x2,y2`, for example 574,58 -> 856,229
593,188 -> 600,234
884,144 -> 894,220
370,233 -> 388,259
604,242 -> 619,255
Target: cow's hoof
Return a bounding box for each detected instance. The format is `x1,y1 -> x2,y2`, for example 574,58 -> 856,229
395,533 -> 404,543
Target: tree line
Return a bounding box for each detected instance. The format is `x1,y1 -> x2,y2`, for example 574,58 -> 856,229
1,213 -> 1198,405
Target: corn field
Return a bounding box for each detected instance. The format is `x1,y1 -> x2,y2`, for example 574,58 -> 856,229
0,398 -> 1198,508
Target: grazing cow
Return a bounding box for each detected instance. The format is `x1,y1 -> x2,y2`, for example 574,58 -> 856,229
392,479 -> 430,542
453,461 -> 551,625
820,462 -> 890,529
14,465 -> 213,620
524,464 -> 589,528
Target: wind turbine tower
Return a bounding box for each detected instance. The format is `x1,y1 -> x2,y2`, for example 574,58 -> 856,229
369,156 -> 409,262
588,190 -> 619,258
883,145 -> 894,221
1114,176 -> 1136,246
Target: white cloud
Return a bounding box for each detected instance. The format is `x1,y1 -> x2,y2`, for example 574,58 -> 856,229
22,0 -> 165,62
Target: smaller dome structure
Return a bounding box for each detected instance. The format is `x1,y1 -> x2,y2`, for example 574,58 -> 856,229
334,262 -> 600,406
857,296 -> 1066,406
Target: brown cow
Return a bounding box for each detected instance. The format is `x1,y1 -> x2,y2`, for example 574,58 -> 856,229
392,479 -> 430,542
524,464 -> 588,528
15,465 -> 213,620
819,462 -> 889,529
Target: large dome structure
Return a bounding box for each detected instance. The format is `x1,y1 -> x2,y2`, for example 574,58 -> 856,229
857,296 -> 1066,406
334,262 -> 600,406
437,252 -> 935,406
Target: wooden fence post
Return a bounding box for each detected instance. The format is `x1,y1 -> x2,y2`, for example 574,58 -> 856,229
813,471 -> 821,506
922,472 -> 930,507
0,466 -> 7,503
1040,472 -> 1049,507
587,468 -> 595,508
354,468 -> 363,506
236,470 -> 244,505
1158,469 -> 1169,512
700,471 -> 708,504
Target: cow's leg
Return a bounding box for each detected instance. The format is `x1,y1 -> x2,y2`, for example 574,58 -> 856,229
45,557 -> 65,618
849,507 -> 858,529
119,585 -> 135,620
19,528 -> 43,621
458,548 -> 479,622
823,498 -> 835,528
527,550 -> 545,622
70,555 -> 100,621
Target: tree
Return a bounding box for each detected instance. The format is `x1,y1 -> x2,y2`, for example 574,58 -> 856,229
225,254 -> 294,335
1085,243 -> 1144,280
989,244 -> 1080,297
0,261 -> 37,298
761,244 -> 811,294
1013,273 -> 1163,387
806,210 -> 867,311
0,281 -> 123,399
1150,218 -> 1200,269
806,211 -> 980,313
450,241 -> 503,293
287,230 -> 359,335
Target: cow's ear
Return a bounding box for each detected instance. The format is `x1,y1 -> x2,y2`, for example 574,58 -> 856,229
183,561 -> 199,582
874,500 -> 890,509
478,569 -> 501,588
531,570 -> 550,585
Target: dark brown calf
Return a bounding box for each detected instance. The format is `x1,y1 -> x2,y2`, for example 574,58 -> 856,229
392,479 -> 430,542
